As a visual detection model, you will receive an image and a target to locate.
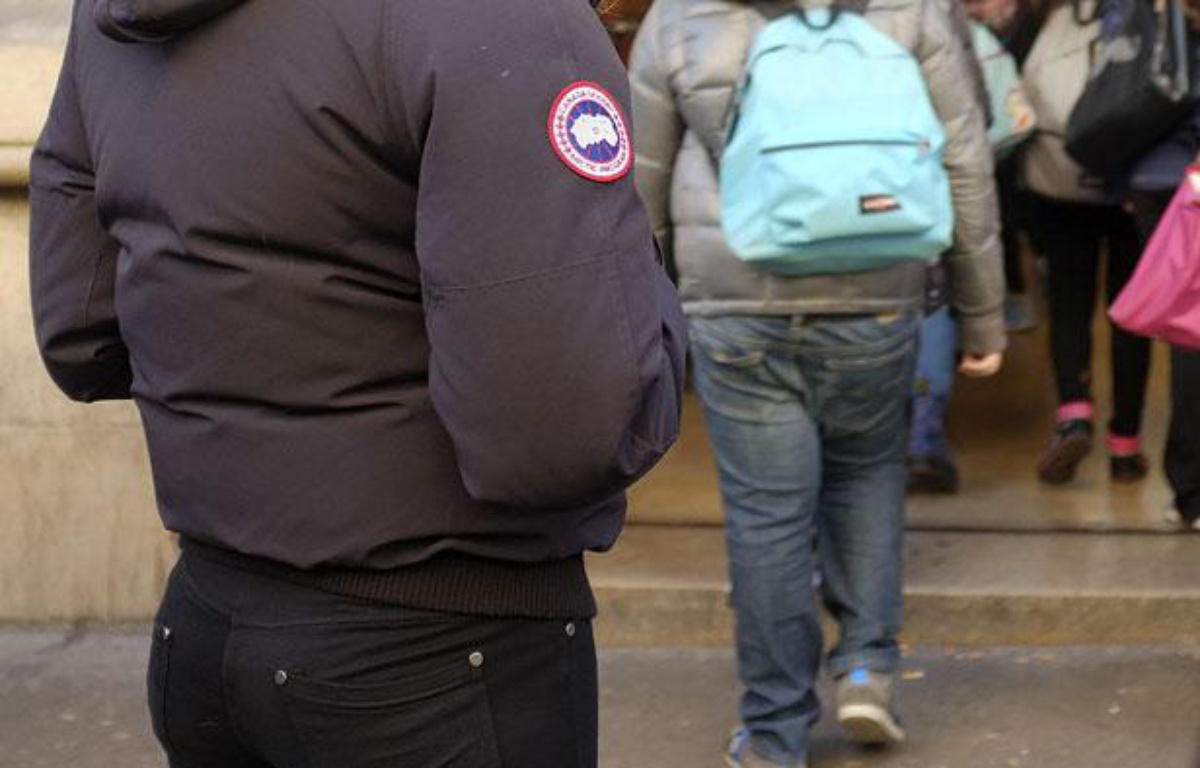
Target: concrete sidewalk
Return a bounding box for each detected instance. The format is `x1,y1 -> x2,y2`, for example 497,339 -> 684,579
1,629 -> 1197,768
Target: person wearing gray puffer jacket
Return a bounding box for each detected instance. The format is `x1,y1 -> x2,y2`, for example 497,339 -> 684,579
630,2 -> 1004,766
632,0 -> 1005,350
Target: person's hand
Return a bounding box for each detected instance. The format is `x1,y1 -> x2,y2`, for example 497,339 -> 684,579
959,353 -> 1003,378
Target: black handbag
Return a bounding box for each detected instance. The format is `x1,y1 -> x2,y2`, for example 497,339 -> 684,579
1065,0 -> 1195,177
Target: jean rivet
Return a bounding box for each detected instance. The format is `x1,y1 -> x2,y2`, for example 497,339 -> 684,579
468,651 -> 485,669
160,625 -> 172,642
565,622 -> 577,638
273,670 -> 289,687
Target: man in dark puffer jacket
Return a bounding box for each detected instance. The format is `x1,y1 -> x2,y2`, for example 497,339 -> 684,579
30,1 -> 686,766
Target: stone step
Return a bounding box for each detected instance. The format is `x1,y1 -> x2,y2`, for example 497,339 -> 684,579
588,526 -> 1200,647
628,374 -> 1180,533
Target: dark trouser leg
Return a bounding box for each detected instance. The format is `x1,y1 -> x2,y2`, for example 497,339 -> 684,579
164,551 -> 597,768
1167,347 -> 1200,523
1103,208 -> 1151,438
1039,198 -> 1103,408
147,559 -> 274,768
1130,192 -> 1197,510
996,156 -> 1027,294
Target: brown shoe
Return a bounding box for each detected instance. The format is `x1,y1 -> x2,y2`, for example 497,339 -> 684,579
1038,420 -> 1094,485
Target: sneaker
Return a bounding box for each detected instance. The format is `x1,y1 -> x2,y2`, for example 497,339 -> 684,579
1004,292 -> 1038,333
1164,507 -> 1200,532
1110,453 -> 1149,484
836,669 -> 906,745
1037,419 -> 1094,485
724,728 -> 805,768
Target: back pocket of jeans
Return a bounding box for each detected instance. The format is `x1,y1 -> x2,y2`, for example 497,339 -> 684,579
823,338 -> 915,373
690,325 -> 766,369
278,651 -> 500,768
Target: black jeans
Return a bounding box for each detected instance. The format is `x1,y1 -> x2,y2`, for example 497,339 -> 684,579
1168,347 -> 1200,523
147,551 -> 598,768
1133,193 -> 1200,523
1036,197 -> 1150,437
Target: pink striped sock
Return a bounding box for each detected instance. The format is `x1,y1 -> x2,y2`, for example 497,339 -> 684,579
1057,401 -> 1095,424
1108,434 -> 1141,457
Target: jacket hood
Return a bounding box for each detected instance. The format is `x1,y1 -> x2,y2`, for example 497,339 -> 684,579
94,0 -> 248,43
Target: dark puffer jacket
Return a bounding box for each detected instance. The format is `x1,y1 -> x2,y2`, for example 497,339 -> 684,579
30,0 -> 686,617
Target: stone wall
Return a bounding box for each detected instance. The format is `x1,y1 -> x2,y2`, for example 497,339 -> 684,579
0,9 -> 177,622
1,192 -> 176,624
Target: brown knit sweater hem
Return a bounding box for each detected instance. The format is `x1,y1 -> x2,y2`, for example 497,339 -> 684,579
179,537 -> 596,620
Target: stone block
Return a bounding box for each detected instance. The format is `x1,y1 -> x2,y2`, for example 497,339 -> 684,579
0,42 -> 63,187
0,423 -> 173,622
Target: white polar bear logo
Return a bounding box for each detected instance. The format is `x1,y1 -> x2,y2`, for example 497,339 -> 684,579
570,113 -> 619,151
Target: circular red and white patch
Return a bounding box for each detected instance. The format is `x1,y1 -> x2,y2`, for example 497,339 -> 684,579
547,81 -> 632,183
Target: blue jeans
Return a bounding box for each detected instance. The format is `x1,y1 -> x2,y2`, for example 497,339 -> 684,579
914,307 -> 956,401
689,313 -> 918,766
910,308 -> 957,458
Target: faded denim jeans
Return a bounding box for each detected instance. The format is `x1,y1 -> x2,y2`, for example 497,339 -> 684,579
689,312 -> 919,766
915,307 -> 956,401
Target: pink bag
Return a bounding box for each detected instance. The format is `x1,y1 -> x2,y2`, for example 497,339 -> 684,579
1110,166 -> 1200,350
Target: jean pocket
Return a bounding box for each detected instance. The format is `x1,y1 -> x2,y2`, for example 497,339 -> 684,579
278,649 -> 501,768
823,338 -> 916,373
690,325 -> 766,369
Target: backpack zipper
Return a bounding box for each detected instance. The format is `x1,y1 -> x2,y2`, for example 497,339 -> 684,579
763,139 -> 932,154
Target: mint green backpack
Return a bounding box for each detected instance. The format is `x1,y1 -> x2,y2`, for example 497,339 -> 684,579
720,7 -> 953,276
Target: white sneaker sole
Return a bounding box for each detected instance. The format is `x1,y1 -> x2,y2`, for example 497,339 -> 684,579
1163,508 -> 1200,531
838,703 -> 906,745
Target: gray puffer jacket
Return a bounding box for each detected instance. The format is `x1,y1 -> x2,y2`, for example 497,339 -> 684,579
630,0 -> 1006,353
